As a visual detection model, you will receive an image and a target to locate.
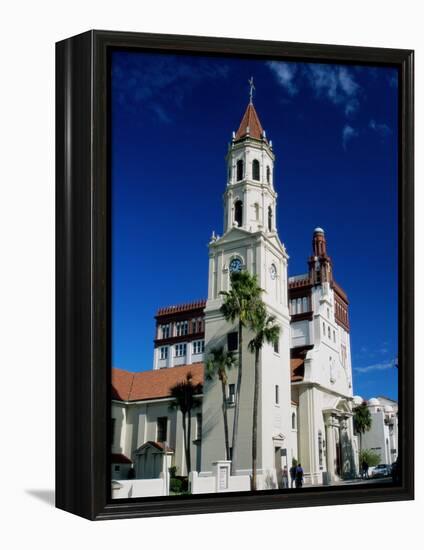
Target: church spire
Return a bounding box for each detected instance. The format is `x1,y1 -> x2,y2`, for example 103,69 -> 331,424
234,102 -> 265,141
234,78 -> 266,141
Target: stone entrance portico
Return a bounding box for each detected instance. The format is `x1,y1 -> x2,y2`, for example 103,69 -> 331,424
324,399 -> 356,483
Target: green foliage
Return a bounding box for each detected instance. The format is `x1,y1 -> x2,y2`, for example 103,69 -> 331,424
353,402 -> 372,435
292,457 -> 298,468
205,347 -> 237,384
168,466 -> 177,478
169,372 -> 203,475
220,270 -> 263,326
360,449 -> 381,467
169,372 -> 203,414
247,302 -> 281,354
169,478 -> 183,493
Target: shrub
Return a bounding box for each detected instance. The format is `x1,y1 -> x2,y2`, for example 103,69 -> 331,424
170,478 -> 183,493
360,449 -> 381,467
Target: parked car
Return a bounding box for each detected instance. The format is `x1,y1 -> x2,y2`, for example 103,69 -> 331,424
370,464 -> 391,478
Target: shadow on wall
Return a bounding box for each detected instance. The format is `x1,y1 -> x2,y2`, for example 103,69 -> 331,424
263,471 -> 278,490
341,431 -> 356,479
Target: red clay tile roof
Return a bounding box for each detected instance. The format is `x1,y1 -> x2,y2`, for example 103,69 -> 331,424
111,453 -> 132,464
111,368 -> 134,401
112,363 -> 204,402
235,103 -> 265,141
138,441 -> 175,453
156,300 -> 206,317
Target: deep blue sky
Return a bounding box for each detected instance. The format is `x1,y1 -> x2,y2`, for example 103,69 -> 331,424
111,50 -> 398,401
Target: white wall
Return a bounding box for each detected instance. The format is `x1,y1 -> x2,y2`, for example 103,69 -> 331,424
2,2 -> 421,550
112,478 -> 167,498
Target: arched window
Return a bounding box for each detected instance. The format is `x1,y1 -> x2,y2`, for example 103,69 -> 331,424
268,206 -> 273,231
292,412 -> 296,430
252,159 -> 260,181
328,326 -> 331,339
266,166 -> 271,183
236,159 -> 244,181
234,200 -> 243,227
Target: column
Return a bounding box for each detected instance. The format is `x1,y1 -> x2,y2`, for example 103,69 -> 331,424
186,340 -> 192,365
325,417 -> 336,480
168,344 -> 174,368
243,188 -> 247,228
227,190 -> 233,231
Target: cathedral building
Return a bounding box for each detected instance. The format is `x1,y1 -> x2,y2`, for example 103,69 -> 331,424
111,95 -> 358,491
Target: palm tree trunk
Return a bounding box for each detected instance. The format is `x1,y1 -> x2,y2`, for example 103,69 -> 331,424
251,348 -> 260,490
181,411 -> 189,476
221,378 -> 230,461
186,410 -> 192,475
230,320 -> 243,475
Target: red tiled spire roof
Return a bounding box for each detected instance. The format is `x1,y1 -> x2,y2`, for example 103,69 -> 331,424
235,103 -> 265,141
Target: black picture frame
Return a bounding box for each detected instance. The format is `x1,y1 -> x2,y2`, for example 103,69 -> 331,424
56,30 -> 414,521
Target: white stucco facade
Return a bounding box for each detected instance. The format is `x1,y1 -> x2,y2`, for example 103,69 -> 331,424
358,396 -> 398,464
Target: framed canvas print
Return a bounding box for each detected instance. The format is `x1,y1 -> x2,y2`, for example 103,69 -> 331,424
56,30 -> 414,520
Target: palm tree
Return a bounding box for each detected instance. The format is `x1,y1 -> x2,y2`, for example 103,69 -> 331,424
220,270 -> 262,475
353,401 -> 372,470
205,347 -> 237,461
248,303 -> 280,490
169,372 -> 203,476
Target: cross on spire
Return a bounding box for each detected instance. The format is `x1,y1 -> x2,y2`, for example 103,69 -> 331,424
248,76 -> 255,104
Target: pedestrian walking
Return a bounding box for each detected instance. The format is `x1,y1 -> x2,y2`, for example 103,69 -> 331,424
282,465 -> 289,489
361,459 -> 369,479
289,463 -> 297,488
295,463 -> 304,488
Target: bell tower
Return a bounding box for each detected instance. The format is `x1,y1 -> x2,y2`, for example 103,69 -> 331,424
223,92 -> 277,235
201,81 -> 293,487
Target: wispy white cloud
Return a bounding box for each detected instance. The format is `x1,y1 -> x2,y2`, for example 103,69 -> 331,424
266,61 -> 298,96
369,119 -> 392,138
342,125 -> 358,150
267,62 -> 362,148
355,358 -> 397,374
112,54 -> 229,123
306,65 -> 359,109
267,62 -> 361,116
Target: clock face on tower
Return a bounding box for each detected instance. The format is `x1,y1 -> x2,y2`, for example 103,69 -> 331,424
270,264 -> 277,280
229,258 -> 242,273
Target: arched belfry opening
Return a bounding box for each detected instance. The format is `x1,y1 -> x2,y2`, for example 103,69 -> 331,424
236,159 -> 244,181
268,206 -> 273,231
266,165 -> 271,183
234,200 -> 243,227
252,159 -> 260,181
